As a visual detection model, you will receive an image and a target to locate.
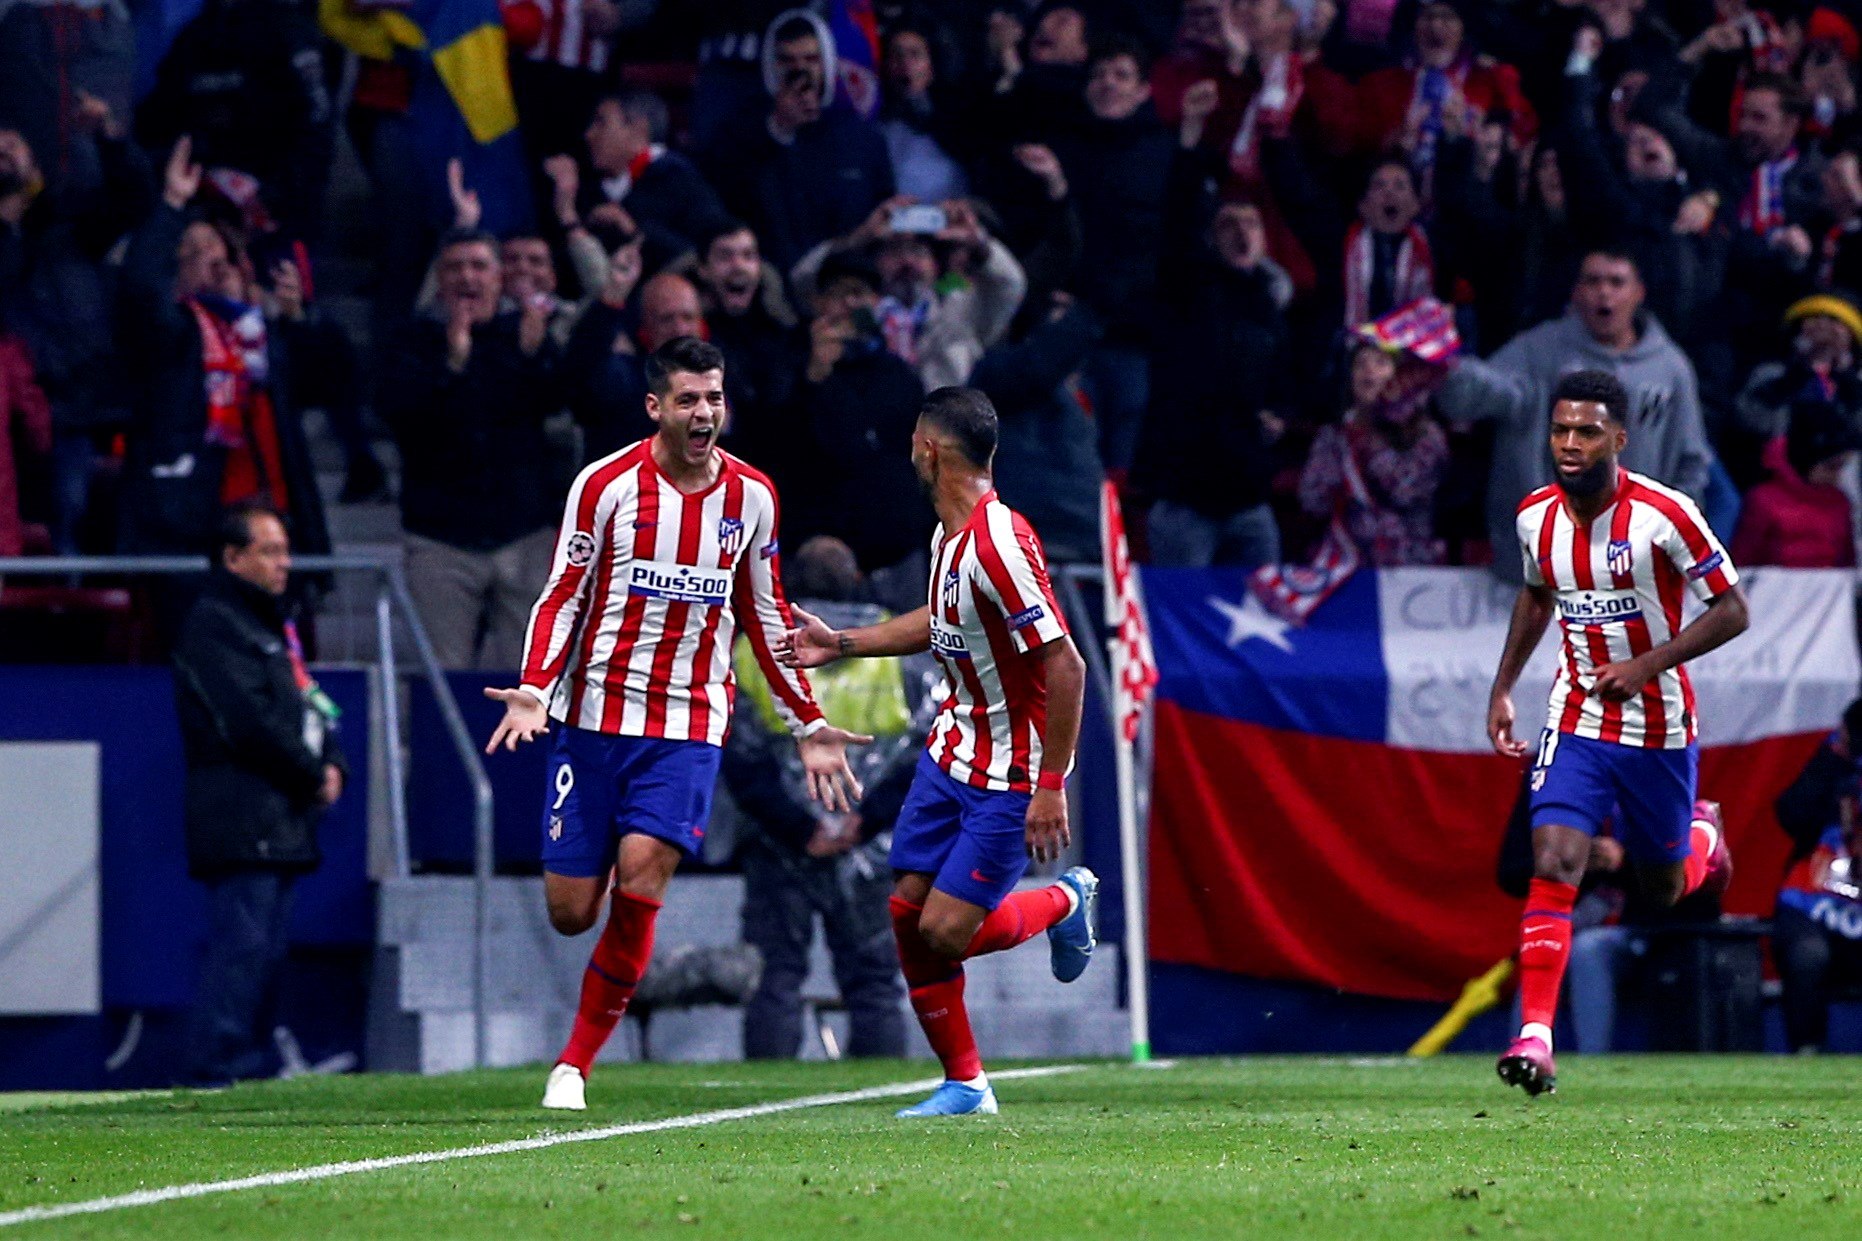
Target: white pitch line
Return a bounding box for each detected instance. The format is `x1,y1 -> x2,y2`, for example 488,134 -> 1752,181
0,1064 -> 1086,1228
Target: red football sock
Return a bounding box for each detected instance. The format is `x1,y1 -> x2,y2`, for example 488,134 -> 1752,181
1516,878 -> 1577,1036
1680,817 -> 1719,897
890,895 -> 982,1081
558,889 -> 660,1074
964,885 -> 1073,958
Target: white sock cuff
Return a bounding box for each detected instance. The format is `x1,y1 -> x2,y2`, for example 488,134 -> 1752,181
1519,1022 -> 1553,1053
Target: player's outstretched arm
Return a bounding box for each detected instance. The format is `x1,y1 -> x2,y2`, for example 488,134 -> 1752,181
483,687 -> 550,753
1026,634 -> 1086,864
1593,584 -> 1750,702
776,605 -> 933,668
1488,585 -> 1555,758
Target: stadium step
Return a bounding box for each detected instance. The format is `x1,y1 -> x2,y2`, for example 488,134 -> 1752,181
368,875 -> 1130,1073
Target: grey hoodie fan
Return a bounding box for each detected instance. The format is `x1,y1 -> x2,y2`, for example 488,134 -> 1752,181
1436,308 -> 1714,582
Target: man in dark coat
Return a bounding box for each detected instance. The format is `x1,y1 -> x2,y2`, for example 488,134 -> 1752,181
172,501 -> 344,1084
379,227 -> 562,669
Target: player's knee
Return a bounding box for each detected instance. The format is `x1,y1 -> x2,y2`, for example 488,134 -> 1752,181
1530,839 -> 1586,887
1641,868 -> 1687,910
916,911 -> 973,959
546,901 -> 598,936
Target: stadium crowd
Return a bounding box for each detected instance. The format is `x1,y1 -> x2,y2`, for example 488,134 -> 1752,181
8,0 -> 1862,630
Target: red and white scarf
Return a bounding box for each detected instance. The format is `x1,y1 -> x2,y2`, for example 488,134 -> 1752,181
1228,51 -> 1304,182
1343,221 -> 1433,328
1739,148 -> 1798,236
601,143 -> 664,203
190,299 -> 288,509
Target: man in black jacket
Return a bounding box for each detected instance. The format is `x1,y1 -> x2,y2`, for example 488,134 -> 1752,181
579,90 -> 729,276
172,501 -> 344,1085
381,228 -> 561,669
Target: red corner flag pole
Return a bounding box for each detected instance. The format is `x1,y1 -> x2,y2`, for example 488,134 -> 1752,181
1101,481 -> 1158,1064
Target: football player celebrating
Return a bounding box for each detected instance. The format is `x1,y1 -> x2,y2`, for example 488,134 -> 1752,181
779,386 -> 1097,1118
486,336 -> 870,1110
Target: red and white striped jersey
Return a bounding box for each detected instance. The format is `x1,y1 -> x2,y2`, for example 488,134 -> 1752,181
527,0 -> 611,72
1517,469 -> 1738,750
518,441 -> 824,745
924,492 -> 1071,793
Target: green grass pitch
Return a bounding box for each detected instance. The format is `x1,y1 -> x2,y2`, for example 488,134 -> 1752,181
3,1057 -> 1859,1238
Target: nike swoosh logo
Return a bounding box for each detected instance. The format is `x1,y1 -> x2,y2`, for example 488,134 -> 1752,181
970,869 -> 992,883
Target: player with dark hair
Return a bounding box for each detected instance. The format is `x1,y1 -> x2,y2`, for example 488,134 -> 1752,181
1487,368 -> 1750,1095
484,335 -> 872,1111
778,386 -> 1098,1118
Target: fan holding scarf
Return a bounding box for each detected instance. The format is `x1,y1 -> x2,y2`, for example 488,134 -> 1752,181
117,138 -> 329,583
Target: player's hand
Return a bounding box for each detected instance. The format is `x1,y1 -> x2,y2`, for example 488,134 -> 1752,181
1488,692 -> 1528,758
1026,787 -> 1070,863
483,687 -> 550,753
776,606 -> 844,669
798,726 -> 875,813
1592,657 -> 1653,703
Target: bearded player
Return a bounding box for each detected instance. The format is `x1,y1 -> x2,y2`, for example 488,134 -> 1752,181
1487,369 -> 1748,1095
484,336 -> 871,1111
778,386 -> 1098,1118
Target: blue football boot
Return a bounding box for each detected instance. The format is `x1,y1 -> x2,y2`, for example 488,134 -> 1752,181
1048,866 -> 1099,983
895,1079 -> 1000,1118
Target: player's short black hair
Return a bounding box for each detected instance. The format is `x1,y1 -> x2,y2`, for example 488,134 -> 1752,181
919,386 -> 998,468
645,336 -> 726,397
1550,369 -> 1629,426
216,499 -> 285,556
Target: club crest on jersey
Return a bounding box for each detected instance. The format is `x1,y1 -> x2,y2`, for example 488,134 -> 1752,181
940,568 -> 962,611
564,531 -> 597,567
1606,539 -> 1633,576
717,516 -> 746,556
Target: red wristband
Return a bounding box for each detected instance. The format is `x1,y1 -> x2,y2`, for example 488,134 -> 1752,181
1036,770 -> 1066,792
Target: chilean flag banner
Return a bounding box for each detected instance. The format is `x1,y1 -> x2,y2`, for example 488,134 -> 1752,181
1145,566 -> 1859,1002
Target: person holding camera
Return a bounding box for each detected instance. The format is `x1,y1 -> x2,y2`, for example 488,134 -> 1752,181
172,501 -> 345,1084
776,251 -> 931,603
790,193 -> 1027,393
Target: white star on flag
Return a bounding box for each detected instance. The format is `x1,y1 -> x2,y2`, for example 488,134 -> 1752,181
1209,593 -> 1294,653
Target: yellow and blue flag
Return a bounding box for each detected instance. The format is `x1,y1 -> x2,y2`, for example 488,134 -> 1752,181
323,0 -> 533,235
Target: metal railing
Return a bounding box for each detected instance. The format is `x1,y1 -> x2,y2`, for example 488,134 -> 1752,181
0,553 -> 498,1067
